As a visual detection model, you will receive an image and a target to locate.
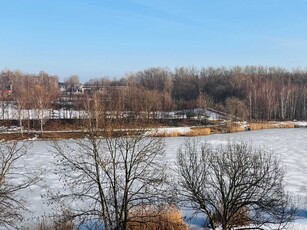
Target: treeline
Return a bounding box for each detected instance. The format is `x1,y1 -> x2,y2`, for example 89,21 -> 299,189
85,66 -> 307,121
1,66 -> 307,122
0,70 -> 58,132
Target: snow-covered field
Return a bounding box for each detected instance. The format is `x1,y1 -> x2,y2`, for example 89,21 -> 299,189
16,128 -> 307,229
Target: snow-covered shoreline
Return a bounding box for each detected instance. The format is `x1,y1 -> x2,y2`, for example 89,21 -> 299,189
294,121 -> 307,127
146,121 -> 307,137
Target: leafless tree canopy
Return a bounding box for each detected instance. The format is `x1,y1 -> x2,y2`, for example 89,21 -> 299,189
51,132 -> 168,230
0,141 -> 39,228
2,66 -> 307,124
176,140 -> 295,230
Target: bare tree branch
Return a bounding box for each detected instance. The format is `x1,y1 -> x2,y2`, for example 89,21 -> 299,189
0,140 -> 40,228
176,140 -> 295,230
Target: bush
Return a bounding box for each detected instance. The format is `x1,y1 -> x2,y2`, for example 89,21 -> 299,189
127,206 -> 188,230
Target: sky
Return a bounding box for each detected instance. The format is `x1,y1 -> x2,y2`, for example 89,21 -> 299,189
1,0 -> 307,82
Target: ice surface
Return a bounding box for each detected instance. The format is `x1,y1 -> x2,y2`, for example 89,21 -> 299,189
11,128 -> 307,229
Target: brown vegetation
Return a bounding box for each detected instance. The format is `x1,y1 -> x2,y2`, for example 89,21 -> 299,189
249,121 -> 295,130
127,206 -> 188,230
212,207 -> 250,228
225,123 -> 246,133
150,131 -> 180,137
0,66 -> 305,142
187,127 -> 211,136
2,66 -> 307,126
0,121 -> 297,141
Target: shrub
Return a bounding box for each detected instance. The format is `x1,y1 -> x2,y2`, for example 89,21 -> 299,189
127,206 -> 188,230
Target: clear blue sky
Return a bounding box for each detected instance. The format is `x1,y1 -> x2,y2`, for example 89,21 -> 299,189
1,0 -> 307,82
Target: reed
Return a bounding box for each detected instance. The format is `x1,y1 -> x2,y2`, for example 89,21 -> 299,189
249,121 -> 295,130
225,124 -> 245,133
127,206 -> 188,230
187,127 -> 211,136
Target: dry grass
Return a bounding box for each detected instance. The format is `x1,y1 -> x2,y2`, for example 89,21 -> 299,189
151,131 -> 180,137
187,127 -> 211,136
249,121 -> 295,130
127,206 -> 188,230
249,123 -> 276,130
225,123 -> 245,133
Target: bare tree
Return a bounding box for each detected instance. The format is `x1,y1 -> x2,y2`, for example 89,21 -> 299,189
12,73 -> 31,137
225,97 -> 248,121
80,92 -> 106,132
33,74 -> 58,134
176,140 -> 294,230
50,131 -> 168,230
135,67 -> 173,93
0,141 -> 39,228
33,84 -> 50,134
65,75 -> 80,93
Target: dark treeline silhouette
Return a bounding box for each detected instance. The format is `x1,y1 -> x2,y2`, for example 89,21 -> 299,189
1,66 -> 307,122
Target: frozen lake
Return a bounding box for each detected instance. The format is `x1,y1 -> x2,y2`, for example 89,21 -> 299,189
165,128 -> 307,196
17,128 -> 307,228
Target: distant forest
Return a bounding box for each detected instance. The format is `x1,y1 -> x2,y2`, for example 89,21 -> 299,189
85,66 -> 307,121
1,66 -> 307,121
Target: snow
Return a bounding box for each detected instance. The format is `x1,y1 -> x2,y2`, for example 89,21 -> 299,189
294,121 -> 307,127
146,127 -> 191,136
11,128 -> 307,229
0,106 -> 225,121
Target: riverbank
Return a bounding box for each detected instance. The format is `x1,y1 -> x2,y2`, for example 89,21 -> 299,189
0,121 -> 306,141
146,121 -> 307,138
